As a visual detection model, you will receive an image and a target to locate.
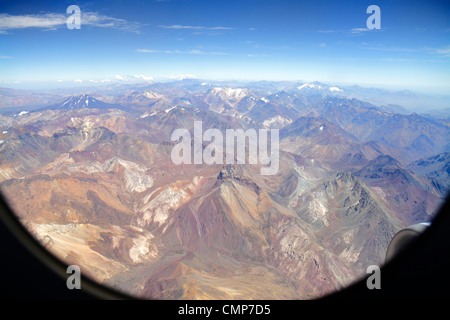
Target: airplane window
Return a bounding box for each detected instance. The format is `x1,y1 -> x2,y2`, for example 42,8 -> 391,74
0,0 -> 449,301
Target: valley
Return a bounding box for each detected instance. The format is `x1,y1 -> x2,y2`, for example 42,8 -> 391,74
0,80 -> 448,299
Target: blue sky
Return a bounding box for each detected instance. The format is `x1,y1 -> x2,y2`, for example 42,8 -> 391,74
0,0 -> 449,93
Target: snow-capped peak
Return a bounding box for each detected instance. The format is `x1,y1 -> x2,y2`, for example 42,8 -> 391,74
143,91 -> 164,100
297,83 -> 323,90
54,94 -> 112,111
298,82 -> 343,93
210,87 -> 249,100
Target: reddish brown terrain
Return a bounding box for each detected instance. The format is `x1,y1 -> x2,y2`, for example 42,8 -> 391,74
0,81 -> 447,299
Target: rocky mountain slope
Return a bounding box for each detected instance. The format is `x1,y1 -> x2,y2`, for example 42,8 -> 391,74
0,81 -> 447,299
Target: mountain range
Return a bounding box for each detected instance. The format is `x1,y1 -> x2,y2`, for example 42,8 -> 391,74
0,80 -> 448,299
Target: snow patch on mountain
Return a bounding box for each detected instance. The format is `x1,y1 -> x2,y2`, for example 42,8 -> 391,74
124,167 -> 154,193
139,111 -> 158,118
143,91 -> 164,100
139,186 -> 188,226
211,87 -> 249,100
297,83 -> 342,93
165,106 -> 177,113
263,115 -> 293,129
298,83 -> 323,90
129,234 -> 158,264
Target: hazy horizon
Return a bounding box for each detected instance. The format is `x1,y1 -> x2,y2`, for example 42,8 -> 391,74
1,0 -> 449,95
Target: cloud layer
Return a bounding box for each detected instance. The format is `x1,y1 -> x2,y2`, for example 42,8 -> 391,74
0,12 -> 143,33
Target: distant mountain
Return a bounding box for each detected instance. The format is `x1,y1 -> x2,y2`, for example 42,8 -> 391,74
137,105 -> 253,143
354,155 -> 442,225
248,96 -> 301,124
0,87 -> 60,113
318,97 -> 450,164
46,94 -> 119,111
378,104 -> 411,115
279,117 -> 360,164
202,87 -> 257,115
281,116 -> 357,142
294,82 -> 449,112
0,80 -> 448,300
293,171 -> 399,269
408,152 -> 450,196
297,81 -> 344,95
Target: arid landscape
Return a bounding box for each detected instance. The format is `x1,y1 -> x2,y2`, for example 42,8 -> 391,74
0,80 -> 447,299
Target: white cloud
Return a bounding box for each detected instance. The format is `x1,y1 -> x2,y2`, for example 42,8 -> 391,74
159,25 -> 232,30
317,28 -> 376,35
432,47 -> 450,56
114,75 -> 125,81
435,48 -> 450,54
137,49 -> 161,53
81,12 -> 144,33
0,12 -> 144,33
74,79 -> 83,83
351,28 -> 369,33
361,45 -> 450,58
165,74 -> 197,80
0,13 -> 65,30
420,46 -> 450,58
134,74 -> 153,81
137,48 -> 227,55
0,56 -> 13,59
